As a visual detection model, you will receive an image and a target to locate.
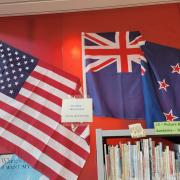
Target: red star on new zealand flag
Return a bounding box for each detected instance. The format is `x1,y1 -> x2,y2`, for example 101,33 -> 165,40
171,63 -> 180,74
158,79 -> 170,92
163,109 -> 178,122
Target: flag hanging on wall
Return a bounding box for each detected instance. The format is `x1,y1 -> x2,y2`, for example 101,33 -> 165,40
0,41 -> 90,180
82,31 -> 145,119
140,41 -> 180,128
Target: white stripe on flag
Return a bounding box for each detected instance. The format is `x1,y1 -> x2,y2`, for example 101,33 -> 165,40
0,109 -> 85,167
34,65 -> 77,90
85,55 -> 118,72
0,93 -> 90,153
84,33 -> 118,48
20,88 -> 62,114
80,126 -> 89,139
0,128 -> 78,180
26,76 -> 69,99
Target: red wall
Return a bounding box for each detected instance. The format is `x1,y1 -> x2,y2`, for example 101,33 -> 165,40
0,3 -> 180,180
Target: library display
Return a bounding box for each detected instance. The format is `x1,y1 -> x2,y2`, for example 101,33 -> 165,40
0,3 -> 179,179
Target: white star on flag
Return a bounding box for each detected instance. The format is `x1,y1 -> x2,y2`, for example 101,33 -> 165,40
163,109 -> 178,122
171,63 -> 180,74
158,79 -> 170,92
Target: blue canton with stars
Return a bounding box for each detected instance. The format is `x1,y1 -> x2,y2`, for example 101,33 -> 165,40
0,41 -> 38,98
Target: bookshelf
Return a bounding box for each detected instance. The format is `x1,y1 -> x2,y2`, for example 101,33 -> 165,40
96,128 -> 180,180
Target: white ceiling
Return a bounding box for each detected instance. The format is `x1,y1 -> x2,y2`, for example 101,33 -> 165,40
0,0 -> 179,17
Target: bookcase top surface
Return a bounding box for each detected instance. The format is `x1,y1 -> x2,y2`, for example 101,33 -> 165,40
96,128 -> 180,137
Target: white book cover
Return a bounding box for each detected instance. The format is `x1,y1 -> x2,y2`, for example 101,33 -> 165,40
114,146 -> 121,180
109,146 -> 115,180
104,144 -> 109,180
127,141 -> 132,179
158,142 -> 163,179
165,146 -> 170,179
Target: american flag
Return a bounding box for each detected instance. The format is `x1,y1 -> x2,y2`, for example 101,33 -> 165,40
82,31 -> 145,119
0,41 -> 90,179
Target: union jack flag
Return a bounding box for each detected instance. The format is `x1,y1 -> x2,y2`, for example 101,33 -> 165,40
83,31 -> 144,73
82,31 -> 145,119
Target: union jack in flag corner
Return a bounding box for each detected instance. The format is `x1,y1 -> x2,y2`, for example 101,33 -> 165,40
0,41 -> 90,180
82,31 -> 146,119
140,41 -> 180,128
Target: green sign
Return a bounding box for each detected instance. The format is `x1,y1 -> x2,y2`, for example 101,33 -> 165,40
154,121 -> 180,135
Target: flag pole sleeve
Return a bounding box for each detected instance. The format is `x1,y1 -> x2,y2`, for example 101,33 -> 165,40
81,32 -> 87,98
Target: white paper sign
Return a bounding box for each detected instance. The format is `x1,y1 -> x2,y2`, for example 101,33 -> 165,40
61,98 -> 93,122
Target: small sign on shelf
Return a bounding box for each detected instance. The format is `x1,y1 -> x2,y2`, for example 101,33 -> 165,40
154,121 -> 180,135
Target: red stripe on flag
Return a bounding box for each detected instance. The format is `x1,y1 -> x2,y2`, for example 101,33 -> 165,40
119,32 -> 128,72
85,47 -> 142,56
31,71 -> 76,95
22,82 -> 62,106
73,125 -> 88,136
38,62 -> 80,88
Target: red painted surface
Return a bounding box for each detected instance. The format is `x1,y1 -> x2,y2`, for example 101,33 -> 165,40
0,3 -> 180,180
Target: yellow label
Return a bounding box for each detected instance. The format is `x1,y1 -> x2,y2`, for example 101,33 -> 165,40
154,121 -> 180,135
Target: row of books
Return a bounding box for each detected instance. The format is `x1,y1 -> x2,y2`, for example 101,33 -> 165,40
104,138 -> 180,180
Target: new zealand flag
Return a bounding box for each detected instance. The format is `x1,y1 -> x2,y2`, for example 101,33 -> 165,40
141,42 -> 180,128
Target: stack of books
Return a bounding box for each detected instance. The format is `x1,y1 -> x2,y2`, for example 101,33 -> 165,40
104,138 -> 180,180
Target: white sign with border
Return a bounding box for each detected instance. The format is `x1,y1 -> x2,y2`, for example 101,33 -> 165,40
61,98 -> 93,122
